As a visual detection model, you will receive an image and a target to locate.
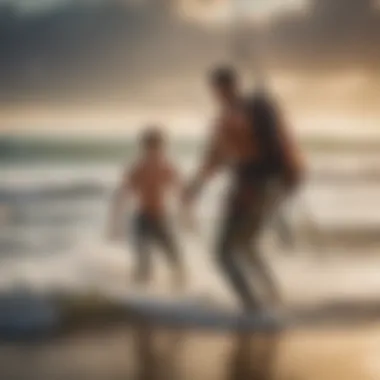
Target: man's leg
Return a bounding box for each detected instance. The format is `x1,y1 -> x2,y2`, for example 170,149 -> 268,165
265,180 -> 294,250
216,208 -> 260,311
245,246 -> 282,306
132,214 -> 153,286
240,202 -> 282,306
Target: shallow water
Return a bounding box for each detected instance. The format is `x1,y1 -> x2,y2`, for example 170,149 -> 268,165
0,138 -> 380,310
1,137 -> 380,378
1,153 -> 380,300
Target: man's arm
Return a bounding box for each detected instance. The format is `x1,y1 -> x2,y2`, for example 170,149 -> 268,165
184,124 -> 225,202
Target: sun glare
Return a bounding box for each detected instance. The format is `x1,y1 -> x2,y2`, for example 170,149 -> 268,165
177,0 -> 308,25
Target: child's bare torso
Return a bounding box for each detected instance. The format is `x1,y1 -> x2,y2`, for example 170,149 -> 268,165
129,156 -> 177,218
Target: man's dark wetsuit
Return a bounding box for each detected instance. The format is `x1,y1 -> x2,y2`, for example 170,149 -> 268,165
132,212 -> 181,284
216,94 -> 289,310
217,170 -> 278,309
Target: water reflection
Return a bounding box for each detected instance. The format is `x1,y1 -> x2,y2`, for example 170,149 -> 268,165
228,333 -> 281,380
132,323 -> 280,380
133,324 -> 183,380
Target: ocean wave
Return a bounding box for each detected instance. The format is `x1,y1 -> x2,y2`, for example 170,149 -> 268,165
310,169 -> 380,183
0,181 -> 110,203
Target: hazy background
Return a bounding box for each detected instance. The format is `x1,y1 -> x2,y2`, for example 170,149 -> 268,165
0,0 -> 379,134
1,2 -> 380,380
0,0 -> 379,302
0,0 -> 380,299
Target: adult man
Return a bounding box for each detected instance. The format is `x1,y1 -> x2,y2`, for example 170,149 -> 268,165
184,66 -> 304,310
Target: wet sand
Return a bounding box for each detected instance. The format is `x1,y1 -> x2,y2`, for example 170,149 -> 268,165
1,321 -> 380,380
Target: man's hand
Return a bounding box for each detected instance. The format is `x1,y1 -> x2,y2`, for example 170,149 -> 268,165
179,204 -> 198,233
182,179 -> 202,205
106,219 -> 124,243
180,181 -> 201,234
106,226 -> 118,242
179,123 -> 222,233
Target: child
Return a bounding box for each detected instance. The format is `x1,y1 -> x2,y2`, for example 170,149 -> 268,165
108,127 -> 186,288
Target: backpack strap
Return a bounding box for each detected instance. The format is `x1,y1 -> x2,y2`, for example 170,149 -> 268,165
245,93 -> 285,179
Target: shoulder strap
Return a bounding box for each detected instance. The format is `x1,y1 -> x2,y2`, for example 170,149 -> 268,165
245,93 -> 285,176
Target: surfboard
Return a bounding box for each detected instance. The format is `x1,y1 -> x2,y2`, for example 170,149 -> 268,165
3,291 -> 380,339
0,294 -> 59,339
119,295 -> 285,332
116,294 -> 380,332
0,293 -> 284,339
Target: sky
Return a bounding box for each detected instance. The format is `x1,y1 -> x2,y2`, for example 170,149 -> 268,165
0,0 -> 379,131
0,0 -> 304,13
0,0 -> 71,13
177,0 -> 307,24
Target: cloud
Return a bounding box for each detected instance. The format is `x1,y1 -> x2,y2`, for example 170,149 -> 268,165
0,0 -> 72,14
0,0 -> 378,114
177,0 -> 307,25
261,0 -> 380,74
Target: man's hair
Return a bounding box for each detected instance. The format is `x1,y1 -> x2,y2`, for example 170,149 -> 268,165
209,65 -> 237,88
141,127 -> 164,149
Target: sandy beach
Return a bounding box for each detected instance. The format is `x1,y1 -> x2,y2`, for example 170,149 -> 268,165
1,319 -> 380,380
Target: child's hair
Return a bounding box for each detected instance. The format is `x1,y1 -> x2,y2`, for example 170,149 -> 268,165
141,126 -> 165,150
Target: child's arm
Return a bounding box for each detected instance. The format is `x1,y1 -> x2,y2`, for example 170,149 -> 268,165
107,166 -> 135,241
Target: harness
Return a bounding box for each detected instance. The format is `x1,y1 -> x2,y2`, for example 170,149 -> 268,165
234,93 -> 285,187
